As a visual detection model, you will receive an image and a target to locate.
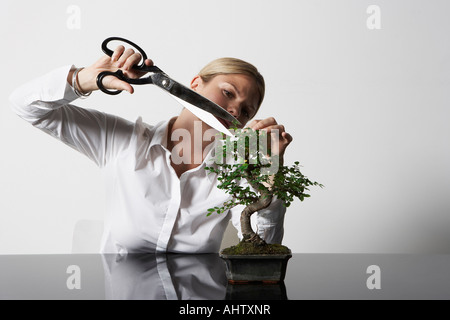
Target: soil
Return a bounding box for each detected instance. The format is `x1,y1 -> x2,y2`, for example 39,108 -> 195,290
221,241 -> 291,255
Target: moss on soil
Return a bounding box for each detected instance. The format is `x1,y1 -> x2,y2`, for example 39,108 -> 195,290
221,241 -> 291,255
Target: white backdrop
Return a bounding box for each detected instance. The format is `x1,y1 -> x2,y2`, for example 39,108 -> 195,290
1,0 -> 449,253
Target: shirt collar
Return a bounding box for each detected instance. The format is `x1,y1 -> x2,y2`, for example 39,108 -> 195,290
148,117 -> 177,151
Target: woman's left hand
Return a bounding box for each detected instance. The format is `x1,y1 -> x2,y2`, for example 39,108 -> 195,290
247,117 -> 293,160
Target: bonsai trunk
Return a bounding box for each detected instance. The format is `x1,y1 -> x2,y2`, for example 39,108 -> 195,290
240,187 -> 273,245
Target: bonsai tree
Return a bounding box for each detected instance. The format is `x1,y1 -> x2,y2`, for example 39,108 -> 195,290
206,127 -> 323,254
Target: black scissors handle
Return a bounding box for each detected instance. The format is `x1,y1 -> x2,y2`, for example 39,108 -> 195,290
96,37 -> 162,95
101,37 -> 148,70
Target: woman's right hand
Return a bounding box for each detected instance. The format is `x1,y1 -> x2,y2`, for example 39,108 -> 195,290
69,45 -> 154,94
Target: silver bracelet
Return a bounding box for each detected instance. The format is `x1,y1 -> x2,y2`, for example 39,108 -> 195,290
72,67 -> 92,99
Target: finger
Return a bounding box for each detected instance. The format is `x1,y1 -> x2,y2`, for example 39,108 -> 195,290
123,52 -> 143,71
144,58 -> 154,66
264,125 -> 291,147
111,45 -> 125,62
117,48 -> 135,68
246,119 -> 261,130
271,132 -> 292,156
252,117 -> 277,130
282,132 -> 293,144
260,124 -> 285,135
103,75 -> 134,94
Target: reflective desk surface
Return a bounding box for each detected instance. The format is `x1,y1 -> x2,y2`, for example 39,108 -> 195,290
1,254 -> 449,300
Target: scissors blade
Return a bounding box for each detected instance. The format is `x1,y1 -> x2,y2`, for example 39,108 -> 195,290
170,95 -> 234,136
151,73 -> 240,127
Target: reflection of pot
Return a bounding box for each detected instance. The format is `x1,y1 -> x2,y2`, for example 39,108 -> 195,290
220,251 -> 292,283
225,281 -> 288,300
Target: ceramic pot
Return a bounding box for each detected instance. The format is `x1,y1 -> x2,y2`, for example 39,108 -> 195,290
220,251 -> 292,283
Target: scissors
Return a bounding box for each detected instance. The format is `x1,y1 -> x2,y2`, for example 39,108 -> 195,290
96,37 -> 240,129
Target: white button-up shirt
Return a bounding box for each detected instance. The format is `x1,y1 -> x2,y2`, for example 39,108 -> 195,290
9,65 -> 286,254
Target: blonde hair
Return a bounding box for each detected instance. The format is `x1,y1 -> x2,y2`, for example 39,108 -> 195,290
198,57 -> 265,109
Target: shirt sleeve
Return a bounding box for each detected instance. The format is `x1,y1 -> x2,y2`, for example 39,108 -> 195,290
9,65 -> 135,167
229,196 -> 286,244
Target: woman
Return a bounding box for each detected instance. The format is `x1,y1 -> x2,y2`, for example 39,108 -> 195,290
9,45 -> 293,254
